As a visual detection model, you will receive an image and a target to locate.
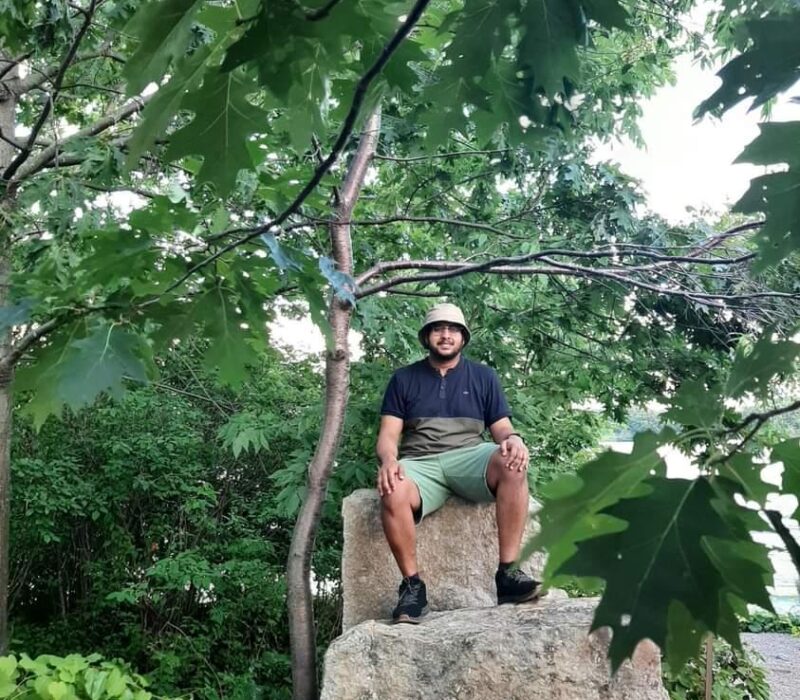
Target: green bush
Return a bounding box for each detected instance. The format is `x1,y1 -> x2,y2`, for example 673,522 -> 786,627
739,610 -> 800,635
0,654 -> 160,700
663,640 -> 769,700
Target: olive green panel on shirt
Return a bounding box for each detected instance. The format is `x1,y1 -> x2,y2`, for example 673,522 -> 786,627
399,417 -> 485,459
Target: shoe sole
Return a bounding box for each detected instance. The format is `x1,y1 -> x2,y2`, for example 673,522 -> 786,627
498,585 -> 547,605
393,606 -> 429,624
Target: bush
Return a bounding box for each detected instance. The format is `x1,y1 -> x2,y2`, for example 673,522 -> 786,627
663,640 -> 769,700
739,610 -> 800,635
0,653 -> 160,700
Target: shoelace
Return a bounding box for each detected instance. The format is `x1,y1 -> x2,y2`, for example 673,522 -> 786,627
504,568 -> 530,583
399,579 -> 422,604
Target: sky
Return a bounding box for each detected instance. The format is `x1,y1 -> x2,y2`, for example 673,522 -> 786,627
595,54 -> 800,223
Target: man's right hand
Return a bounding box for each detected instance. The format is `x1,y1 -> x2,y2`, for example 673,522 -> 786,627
377,460 -> 405,497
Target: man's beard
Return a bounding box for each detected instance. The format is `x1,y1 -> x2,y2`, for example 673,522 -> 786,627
428,342 -> 462,362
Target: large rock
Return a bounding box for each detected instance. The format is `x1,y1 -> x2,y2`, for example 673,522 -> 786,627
322,598 -> 667,700
342,488 -> 546,630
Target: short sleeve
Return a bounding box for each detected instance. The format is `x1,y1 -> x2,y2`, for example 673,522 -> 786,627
380,373 -> 407,419
484,368 -> 511,425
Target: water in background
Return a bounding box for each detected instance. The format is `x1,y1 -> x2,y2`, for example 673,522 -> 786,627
605,441 -> 800,614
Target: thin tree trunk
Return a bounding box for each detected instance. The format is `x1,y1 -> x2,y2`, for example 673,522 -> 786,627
287,107 -> 381,700
0,55 -> 20,654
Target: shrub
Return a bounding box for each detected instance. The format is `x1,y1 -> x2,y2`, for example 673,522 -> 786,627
663,640 -> 769,700
0,653 -> 162,700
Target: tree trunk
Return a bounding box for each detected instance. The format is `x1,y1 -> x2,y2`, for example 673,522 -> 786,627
287,107 -> 381,700
0,55 -> 20,654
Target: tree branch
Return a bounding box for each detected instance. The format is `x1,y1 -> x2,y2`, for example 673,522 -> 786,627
156,0 -> 433,298
355,254 -> 797,308
11,95 -> 151,182
2,0 -> 99,182
374,147 -> 511,163
764,509 -> 800,573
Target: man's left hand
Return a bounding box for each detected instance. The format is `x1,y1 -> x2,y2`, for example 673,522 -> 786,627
500,434 -> 529,471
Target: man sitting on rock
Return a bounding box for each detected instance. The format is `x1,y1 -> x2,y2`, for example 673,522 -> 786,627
376,303 -> 543,624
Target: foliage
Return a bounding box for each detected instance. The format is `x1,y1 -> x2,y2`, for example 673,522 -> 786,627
10,343 -> 327,699
2,0 -> 800,693
739,610 -> 800,635
0,653 -> 159,700
663,640 -> 770,700
530,336 -> 800,671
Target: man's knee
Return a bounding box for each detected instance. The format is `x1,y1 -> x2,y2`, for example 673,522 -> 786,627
489,450 -> 528,488
381,477 -> 420,512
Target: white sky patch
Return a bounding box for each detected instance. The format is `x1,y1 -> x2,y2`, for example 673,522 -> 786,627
594,54 -> 800,223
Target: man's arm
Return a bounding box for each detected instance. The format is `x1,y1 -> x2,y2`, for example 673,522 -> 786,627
376,415 -> 405,496
489,417 -> 529,472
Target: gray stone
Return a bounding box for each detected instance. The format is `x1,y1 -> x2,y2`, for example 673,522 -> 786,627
342,489 -> 546,630
322,597 -> 667,700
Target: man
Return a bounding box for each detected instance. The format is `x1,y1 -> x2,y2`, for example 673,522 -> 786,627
376,302 -> 543,624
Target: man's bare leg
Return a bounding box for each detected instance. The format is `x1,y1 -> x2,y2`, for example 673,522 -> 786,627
486,450 -> 529,562
487,449 -> 542,603
380,477 -> 422,576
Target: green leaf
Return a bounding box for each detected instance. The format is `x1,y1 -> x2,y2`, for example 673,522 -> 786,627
663,378 -> 723,431
319,257 -> 356,305
735,121 -> 800,169
664,601 -> 707,673
165,69 -> 269,195
261,234 -> 301,273
125,47 -> 211,167
83,669 -> 109,700
123,0 -> 202,95
732,122 -> 800,269
0,299 -> 32,331
726,333 -> 800,399
104,669 -> 126,698
695,12 -> 800,118
15,323 -> 155,428
519,0 -> 585,96
191,286 -> 263,388
0,655 -> 17,696
772,438 -> 800,520
718,453 -> 771,506
560,477 -> 772,671
47,681 -> 69,700
526,431 -> 668,575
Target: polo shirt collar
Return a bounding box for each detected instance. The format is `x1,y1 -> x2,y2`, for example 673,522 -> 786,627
426,355 -> 465,376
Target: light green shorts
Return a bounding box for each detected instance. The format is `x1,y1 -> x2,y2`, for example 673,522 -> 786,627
400,442 -> 499,522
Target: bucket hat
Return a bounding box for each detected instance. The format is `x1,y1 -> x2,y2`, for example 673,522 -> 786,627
418,303 -> 471,347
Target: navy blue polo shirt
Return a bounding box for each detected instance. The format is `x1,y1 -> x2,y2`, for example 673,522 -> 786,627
380,357 -> 511,458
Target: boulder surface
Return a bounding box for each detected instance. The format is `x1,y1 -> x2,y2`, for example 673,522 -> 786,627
342,489 -> 546,629
322,597 -> 667,700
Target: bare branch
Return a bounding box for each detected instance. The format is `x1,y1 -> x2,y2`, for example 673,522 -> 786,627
0,316 -> 66,375
12,95 -> 151,181
0,53 -> 33,82
374,148 -> 510,163
725,397 -> 800,448
355,253 -> 798,308
764,510 -> 800,572
2,0 -> 99,182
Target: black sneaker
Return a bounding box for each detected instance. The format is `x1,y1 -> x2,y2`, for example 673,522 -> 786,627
496,567 -> 545,605
392,576 -> 429,624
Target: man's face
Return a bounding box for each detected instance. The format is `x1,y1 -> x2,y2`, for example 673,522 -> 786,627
427,322 -> 465,360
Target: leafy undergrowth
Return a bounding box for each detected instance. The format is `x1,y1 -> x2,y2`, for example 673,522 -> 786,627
663,640 -> 769,700
739,610 -> 800,636
0,653 -> 164,700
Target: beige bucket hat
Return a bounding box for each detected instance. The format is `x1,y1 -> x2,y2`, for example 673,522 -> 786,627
418,303 -> 471,347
